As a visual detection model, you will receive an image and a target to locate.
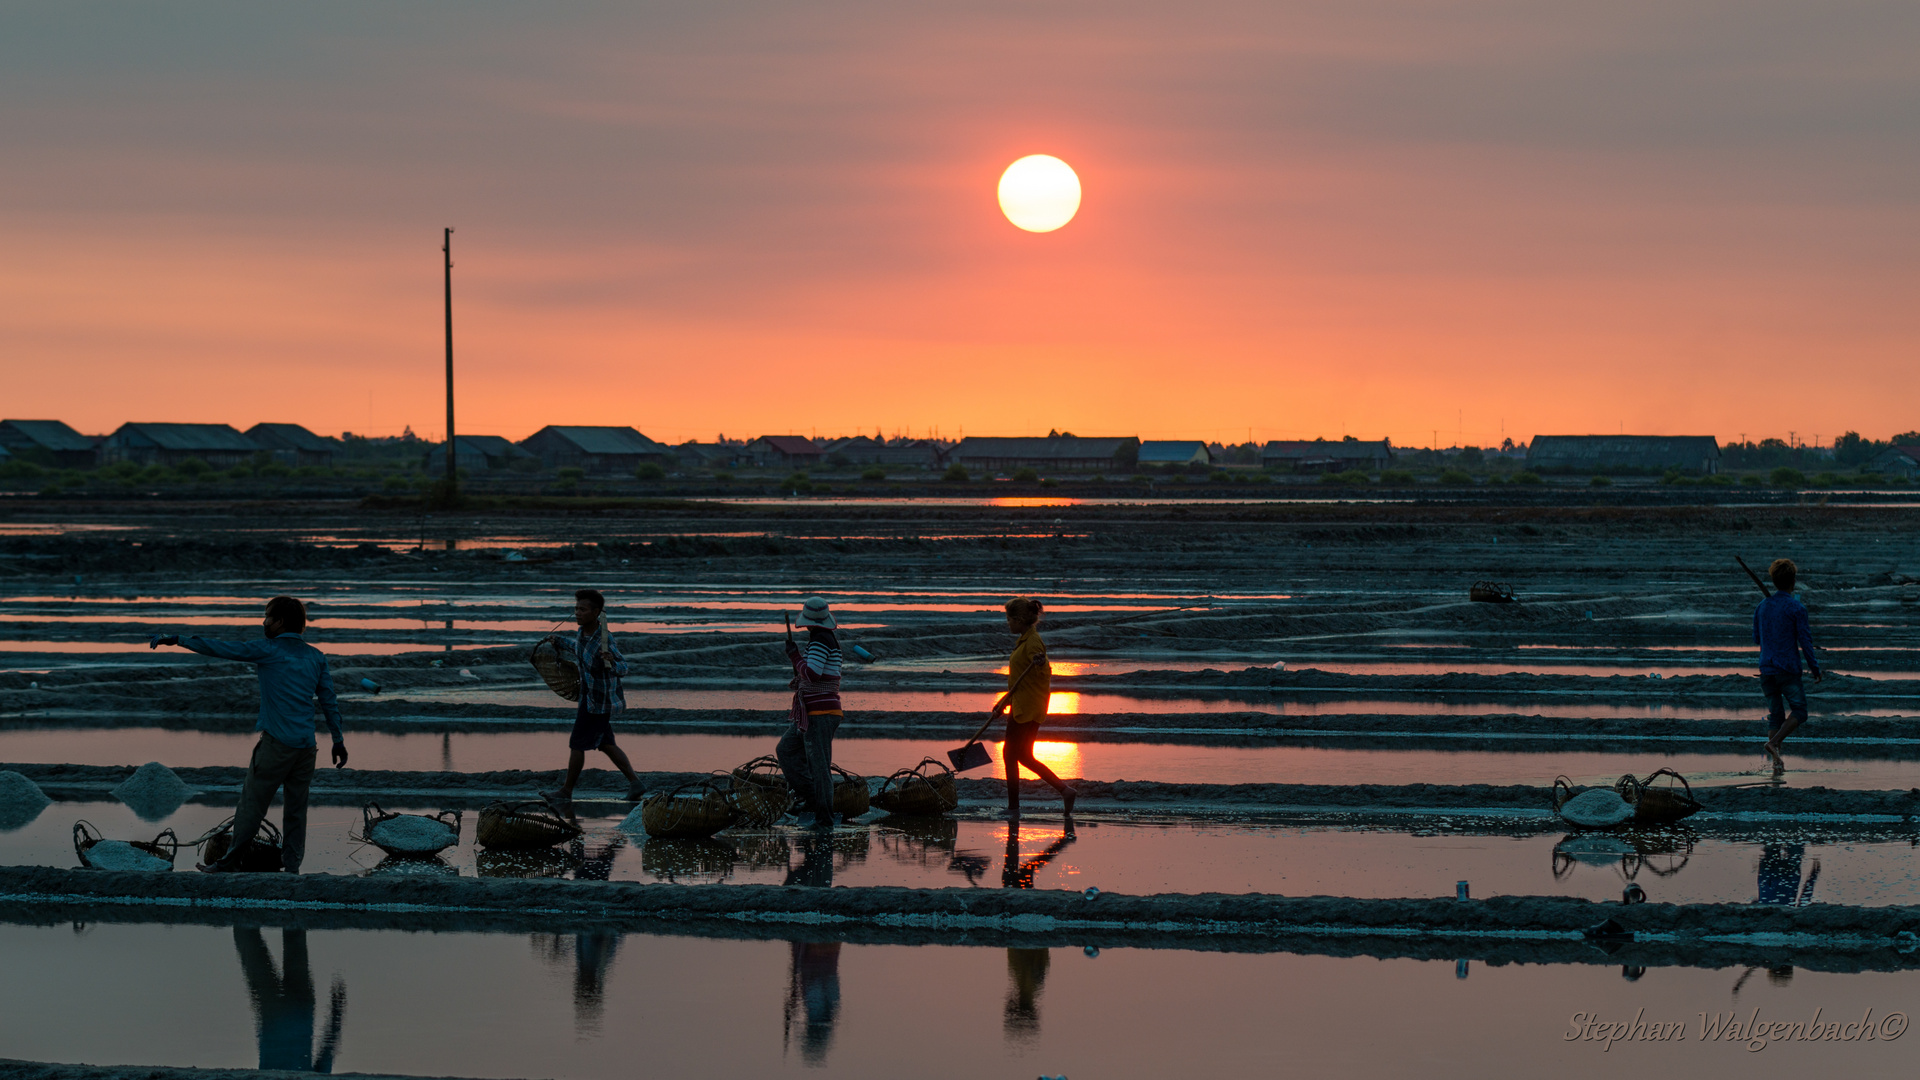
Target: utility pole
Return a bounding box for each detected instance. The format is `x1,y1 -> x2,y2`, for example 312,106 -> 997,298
443,228 -> 456,492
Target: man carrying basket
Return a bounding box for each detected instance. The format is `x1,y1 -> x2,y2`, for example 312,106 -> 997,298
540,589 -> 644,820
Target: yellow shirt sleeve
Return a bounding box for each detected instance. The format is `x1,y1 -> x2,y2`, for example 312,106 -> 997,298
1005,630 -> 1052,724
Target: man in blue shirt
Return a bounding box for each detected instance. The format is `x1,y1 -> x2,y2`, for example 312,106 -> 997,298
1753,558 -> 1822,768
152,595 -> 347,872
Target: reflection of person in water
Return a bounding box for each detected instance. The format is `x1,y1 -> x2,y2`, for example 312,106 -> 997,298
783,941 -> 842,1065
786,830 -> 836,889
1756,844 -> 1818,905
1003,947 -> 1050,1044
570,931 -> 623,1035
1002,819 -> 1076,890
234,928 -> 345,1073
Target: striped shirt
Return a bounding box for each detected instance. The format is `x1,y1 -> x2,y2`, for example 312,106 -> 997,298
549,620 -> 628,715
786,628 -> 843,731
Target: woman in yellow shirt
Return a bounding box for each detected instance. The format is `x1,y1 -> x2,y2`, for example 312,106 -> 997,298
991,597 -> 1078,820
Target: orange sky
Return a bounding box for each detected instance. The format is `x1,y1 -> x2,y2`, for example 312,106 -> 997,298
2,2 -> 1915,447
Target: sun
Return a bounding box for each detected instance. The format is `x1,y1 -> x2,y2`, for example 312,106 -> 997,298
997,155 -> 1081,233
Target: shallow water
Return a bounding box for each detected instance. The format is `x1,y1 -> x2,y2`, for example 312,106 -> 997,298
2,729 -> 1907,787
9,800 -> 1920,907
0,921 -> 1913,1078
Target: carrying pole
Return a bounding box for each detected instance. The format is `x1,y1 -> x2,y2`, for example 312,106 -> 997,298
443,227 -> 456,490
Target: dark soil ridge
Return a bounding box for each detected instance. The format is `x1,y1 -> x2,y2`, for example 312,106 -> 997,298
3,866 -> 1918,966
10,764 -> 1920,816
0,1065 -> 463,1080
9,706 -> 1918,756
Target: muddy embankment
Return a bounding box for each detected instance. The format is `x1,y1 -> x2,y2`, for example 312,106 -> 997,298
5,865 -> 1919,971
9,762 -> 1919,817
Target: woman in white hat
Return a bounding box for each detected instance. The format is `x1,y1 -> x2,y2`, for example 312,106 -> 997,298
777,596 -> 844,828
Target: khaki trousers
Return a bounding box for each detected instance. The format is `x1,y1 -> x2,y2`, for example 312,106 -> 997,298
224,733 -> 316,872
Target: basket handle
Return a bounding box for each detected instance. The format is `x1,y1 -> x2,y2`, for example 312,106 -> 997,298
433,809 -> 463,836
363,802 -> 387,834
1614,773 -> 1643,805
1641,768 -> 1694,802
150,829 -> 180,858
73,820 -> 101,862
1551,776 -> 1574,810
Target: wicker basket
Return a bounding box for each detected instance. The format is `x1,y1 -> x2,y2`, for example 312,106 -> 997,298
476,800 -> 582,850
871,758 -> 959,817
728,756 -> 793,826
640,778 -> 737,839
73,821 -> 179,870
1552,776 -> 1635,828
355,804 -> 462,857
830,763 -> 870,819
194,817 -> 285,871
1614,769 -> 1702,824
1469,580 -> 1516,603
530,638 -> 580,702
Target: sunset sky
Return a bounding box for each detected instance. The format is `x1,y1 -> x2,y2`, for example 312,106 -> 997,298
3,2 -> 1915,447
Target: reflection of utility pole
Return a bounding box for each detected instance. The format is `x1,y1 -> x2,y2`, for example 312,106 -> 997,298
443,227 -> 456,491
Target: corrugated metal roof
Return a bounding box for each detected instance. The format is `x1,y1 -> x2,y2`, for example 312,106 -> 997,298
955,437 -> 1136,460
1137,440 -> 1209,463
0,419 -> 95,452
116,423 -> 260,452
530,426 -> 666,455
1262,440 -> 1392,458
1527,436 -> 1719,465
245,423 -> 334,452
754,435 -> 821,454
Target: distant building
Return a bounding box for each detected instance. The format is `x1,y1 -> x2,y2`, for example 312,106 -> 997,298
747,435 -> 824,469
519,426 -> 672,474
953,436 -> 1140,473
1261,439 -> 1394,474
1526,435 -> 1721,475
0,420 -> 99,468
244,423 -> 336,468
102,423 -> 259,468
425,435 -> 536,472
1137,441 -> 1213,468
1869,445 -> 1920,481
675,442 -> 742,470
822,436 -> 945,468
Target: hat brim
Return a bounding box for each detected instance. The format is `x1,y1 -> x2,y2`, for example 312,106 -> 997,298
795,612 -> 837,628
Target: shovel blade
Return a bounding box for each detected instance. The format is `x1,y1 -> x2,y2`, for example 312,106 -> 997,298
947,741 -> 994,773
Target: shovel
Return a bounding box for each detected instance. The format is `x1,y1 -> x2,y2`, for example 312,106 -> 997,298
948,658 -> 1042,772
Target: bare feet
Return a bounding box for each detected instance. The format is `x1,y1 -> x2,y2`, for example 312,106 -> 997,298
1762,743 -> 1785,774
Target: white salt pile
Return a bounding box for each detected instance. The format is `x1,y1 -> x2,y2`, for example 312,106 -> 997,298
112,762 -> 199,820
369,814 -> 459,854
0,770 -> 52,830
617,805 -> 647,832
1557,787 -> 1635,827
84,839 -> 173,872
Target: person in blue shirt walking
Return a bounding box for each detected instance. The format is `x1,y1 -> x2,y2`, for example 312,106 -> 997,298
151,595 -> 347,873
1753,558 -> 1822,769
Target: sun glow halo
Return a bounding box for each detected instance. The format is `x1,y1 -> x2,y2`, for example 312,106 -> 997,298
997,155 -> 1081,232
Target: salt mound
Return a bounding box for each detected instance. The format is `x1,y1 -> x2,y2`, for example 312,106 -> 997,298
0,771 -> 52,831
112,762 -> 198,821
84,839 -> 173,872
616,805 -> 647,832
369,814 -> 459,854
1557,787 -> 1635,827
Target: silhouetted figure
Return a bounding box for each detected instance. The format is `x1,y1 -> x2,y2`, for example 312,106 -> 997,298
1002,818 -> 1076,890
992,598 -> 1076,821
234,928 -> 345,1073
783,941 -> 843,1066
1003,947 -> 1050,1044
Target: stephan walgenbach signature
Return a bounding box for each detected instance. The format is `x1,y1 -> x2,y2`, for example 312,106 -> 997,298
1565,1008 -> 1908,1051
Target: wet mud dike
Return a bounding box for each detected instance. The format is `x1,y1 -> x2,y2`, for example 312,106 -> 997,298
2,496 -> 1917,1078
